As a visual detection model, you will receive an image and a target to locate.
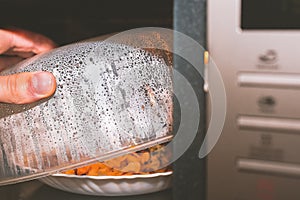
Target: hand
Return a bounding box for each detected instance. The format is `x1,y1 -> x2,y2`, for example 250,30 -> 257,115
0,28 -> 57,104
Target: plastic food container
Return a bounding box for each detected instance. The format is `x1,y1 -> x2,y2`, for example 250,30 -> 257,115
0,40 -> 173,185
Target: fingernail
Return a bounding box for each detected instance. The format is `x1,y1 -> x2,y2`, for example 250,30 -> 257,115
31,72 -> 54,96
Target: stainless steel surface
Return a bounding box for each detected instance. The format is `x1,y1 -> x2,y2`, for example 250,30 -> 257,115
207,0 -> 300,199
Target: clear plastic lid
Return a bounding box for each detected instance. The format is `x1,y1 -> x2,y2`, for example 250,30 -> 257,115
0,41 -> 172,185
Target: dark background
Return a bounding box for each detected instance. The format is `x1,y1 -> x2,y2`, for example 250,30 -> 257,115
0,0 -> 173,45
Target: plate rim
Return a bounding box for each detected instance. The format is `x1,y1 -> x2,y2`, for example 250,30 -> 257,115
49,171 -> 173,180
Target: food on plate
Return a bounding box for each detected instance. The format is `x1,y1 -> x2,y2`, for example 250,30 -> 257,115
62,144 -> 172,176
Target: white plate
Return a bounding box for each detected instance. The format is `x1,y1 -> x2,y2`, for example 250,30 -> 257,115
40,171 -> 172,196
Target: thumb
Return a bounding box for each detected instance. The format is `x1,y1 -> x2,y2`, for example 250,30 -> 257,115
0,71 -> 56,104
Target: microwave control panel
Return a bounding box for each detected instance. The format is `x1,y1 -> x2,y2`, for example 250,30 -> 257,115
207,0 -> 300,200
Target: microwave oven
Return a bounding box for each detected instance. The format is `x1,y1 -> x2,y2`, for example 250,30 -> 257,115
207,0 -> 300,199
4,0 -> 300,199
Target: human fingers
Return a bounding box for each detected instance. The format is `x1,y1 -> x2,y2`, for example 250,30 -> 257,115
9,28 -> 56,54
2,51 -> 35,58
0,71 -> 56,104
0,56 -> 24,71
0,28 -> 56,56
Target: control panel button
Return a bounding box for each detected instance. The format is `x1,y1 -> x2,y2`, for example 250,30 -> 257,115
238,72 -> 300,89
237,115 -> 300,133
237,158 -> 300,177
